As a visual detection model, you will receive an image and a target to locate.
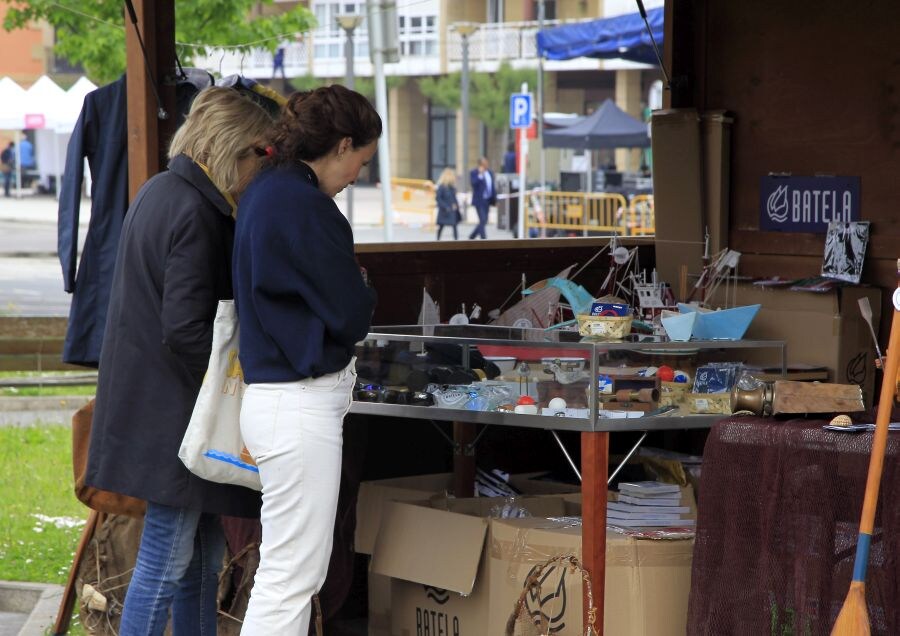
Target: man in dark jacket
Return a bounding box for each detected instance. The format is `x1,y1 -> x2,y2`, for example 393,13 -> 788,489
468,156 -> 496,239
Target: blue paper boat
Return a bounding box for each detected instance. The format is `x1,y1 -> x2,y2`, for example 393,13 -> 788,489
675,303 -> 761,340
660,310 -> 698,342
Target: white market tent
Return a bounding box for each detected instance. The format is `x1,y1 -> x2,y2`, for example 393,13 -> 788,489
0,74 -> 98,197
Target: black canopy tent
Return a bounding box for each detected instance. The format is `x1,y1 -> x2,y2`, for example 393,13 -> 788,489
543,98 -> 650,150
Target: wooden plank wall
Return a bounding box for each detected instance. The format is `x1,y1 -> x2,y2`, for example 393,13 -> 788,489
675,0 -> 900,338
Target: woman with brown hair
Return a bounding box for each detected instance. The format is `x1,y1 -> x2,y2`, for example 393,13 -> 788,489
232,84 -> 380,634
85,87 -> 274,635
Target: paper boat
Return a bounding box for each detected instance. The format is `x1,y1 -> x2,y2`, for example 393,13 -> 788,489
673,303 -> 761,340
660,310 -> 698,342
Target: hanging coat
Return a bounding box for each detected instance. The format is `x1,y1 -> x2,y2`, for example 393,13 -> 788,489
58,76 -> 129,368
85,154 -> 261,517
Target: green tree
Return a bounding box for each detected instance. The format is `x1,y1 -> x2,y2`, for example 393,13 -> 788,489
2,1 -> 315,85
416,62 -> 537,134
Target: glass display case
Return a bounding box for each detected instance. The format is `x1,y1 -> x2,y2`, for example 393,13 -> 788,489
350,324 -> 786,432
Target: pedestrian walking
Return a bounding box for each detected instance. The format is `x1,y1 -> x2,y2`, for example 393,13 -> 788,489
468,156 -> 496,239
1,142 -> 13,197
273,46 -> 286,79
435,167 -> 460,240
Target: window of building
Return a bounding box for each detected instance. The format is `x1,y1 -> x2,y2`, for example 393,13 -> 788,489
398,8 -> 439,58
533,0 -> 557,20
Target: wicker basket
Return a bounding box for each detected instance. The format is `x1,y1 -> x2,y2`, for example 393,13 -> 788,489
576,314 -> 633,339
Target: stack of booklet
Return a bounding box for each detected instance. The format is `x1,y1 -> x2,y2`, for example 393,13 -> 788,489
608,481 -> 695,528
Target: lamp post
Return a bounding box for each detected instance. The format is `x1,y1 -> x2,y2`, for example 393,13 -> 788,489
453,22 -> 478,198
336,13 -> 364,227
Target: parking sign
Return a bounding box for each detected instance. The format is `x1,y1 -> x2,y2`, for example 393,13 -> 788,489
509,93 -> 533,129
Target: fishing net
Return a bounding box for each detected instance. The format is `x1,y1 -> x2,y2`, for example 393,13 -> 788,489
505,555 -> 596,636
75,514 -> 142,635
688,416 -> 900,635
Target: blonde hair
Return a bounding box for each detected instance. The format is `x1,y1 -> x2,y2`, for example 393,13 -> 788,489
437,167 -> 456,187
168,87 -> 273,194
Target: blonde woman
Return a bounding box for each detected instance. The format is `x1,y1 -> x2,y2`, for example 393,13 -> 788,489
435,166 -> 460,240
85,87 -> 274,636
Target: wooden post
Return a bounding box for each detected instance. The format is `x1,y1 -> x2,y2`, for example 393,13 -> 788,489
581,431 -> 608,634
453,421 -> 476,498
125,0 -> 176,201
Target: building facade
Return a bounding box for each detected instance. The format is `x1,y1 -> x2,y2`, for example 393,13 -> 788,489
196,0 -> 664,185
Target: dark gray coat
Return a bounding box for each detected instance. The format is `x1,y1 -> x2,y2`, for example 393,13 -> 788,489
85,154 -> 261,517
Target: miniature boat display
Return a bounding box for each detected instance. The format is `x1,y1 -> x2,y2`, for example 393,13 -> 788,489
674,303 -> 761,340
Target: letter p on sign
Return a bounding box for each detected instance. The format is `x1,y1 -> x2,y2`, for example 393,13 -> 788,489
510,93 -> 533,129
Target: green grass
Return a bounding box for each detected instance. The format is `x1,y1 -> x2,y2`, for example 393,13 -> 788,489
0,385 -> 96,397
0,426 -> 87,584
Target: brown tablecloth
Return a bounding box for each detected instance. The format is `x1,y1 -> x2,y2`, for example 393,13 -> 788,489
688,417 -> 900,635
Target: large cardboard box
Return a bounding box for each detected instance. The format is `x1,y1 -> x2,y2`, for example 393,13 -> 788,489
359,476 -> 579,635
710,283 -> 881,405
373,499 -> 694,636
356,472 -> 581,555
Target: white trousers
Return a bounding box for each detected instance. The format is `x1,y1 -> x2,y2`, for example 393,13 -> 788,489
239,360 -> 356,635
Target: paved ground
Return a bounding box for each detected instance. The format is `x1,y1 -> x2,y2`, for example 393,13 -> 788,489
0,186 -> 512,317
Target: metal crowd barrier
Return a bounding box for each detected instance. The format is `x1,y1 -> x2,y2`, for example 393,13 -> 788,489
523,191 -> 654,237
389,178 -> 436,229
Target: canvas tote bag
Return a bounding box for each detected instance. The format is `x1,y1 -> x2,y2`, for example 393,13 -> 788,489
179,300 -> 261,491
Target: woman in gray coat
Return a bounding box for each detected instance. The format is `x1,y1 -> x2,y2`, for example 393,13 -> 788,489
85,87 -> 274,636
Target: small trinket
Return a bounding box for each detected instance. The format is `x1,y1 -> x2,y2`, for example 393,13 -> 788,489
830,414 -> 853,427
514,395 -> 538,415
548,397 -> 567,410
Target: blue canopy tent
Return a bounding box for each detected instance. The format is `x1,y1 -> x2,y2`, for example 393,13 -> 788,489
536,7 -> 664,65
543,98 -> 650,150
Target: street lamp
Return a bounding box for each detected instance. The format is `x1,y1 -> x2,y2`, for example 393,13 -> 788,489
453,22 -> 478,198
336,13 -> 364,226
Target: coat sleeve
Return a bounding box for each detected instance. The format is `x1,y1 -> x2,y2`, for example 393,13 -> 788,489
58,103 -> 92,293
160,206 -> 223,378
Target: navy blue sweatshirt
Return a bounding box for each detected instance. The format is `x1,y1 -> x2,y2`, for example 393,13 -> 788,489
233,162 -> 375,383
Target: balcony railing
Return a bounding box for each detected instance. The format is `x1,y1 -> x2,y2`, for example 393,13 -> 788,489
446,19 -> 569,66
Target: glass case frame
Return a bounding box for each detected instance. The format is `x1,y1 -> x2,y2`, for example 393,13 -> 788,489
350,324 -> 786,432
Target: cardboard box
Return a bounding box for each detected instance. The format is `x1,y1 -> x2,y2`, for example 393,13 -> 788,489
359,475 -> 579,633
710,283 -> 881,405
356,472 -> 581,556
368,571 -> 392,636
373,499 -> 694,636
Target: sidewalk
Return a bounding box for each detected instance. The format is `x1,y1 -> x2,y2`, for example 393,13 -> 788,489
0,185 -> 511,244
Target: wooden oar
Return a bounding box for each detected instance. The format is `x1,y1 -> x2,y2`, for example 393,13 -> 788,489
858,297 -> 884,367
831,302 -> 900,635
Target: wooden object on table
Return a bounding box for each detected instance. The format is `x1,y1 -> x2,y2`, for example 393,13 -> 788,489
772,381 -> 864,414
688,392 -> 732,414
600,399 -> 654,413
614,387 -> 660,403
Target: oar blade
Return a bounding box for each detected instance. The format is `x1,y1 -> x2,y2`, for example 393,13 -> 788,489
831,581 -> 870,636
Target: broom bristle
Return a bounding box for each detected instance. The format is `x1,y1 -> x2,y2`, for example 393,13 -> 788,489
831,581 -> 870,636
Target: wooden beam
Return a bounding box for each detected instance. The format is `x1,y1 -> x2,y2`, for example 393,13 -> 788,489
581,431 -> 608,634
125,0 -> 175,201
452,421 -> 476,498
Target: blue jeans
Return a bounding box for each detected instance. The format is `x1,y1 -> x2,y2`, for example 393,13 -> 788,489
119,502 -> 225,636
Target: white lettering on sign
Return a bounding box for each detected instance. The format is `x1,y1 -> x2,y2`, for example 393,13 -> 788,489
790,189 -> 852,224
